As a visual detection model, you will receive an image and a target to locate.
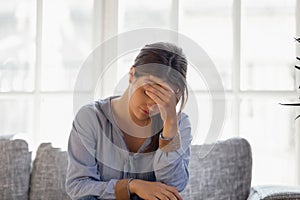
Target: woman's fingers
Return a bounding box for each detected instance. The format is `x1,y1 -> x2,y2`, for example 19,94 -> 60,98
160,190 -> 178,200
145,87 -> 170,106
134,179 -> 182,200
144,82 -> 175,105
143,76 -> 178,122
146,83 -> 172,102
145,90 -> 165,105
147,76 -> 179,102
146,83 -> 167,97
149,196 -> 159,200
162,185 -> 182,200
149,75 -> 174,93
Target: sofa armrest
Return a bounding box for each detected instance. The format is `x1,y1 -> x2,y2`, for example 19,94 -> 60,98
247,185 -> 300,200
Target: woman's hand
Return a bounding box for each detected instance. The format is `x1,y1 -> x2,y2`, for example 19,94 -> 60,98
144,75 -> 179,138
144,76 -> 178,122
130,179 -> 182,200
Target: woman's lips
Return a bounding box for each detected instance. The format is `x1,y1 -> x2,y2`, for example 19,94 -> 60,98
140,107 -> 149,115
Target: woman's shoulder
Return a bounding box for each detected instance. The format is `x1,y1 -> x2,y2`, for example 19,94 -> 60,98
74,97 -> 113,123
76,96 -> 111,115
75,101 -> 100,117
178,111 -> 190,123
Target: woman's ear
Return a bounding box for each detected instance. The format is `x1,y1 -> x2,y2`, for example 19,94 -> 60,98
129,66 -> 135,84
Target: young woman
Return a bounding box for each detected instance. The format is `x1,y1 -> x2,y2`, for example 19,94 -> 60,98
65,42 -> 192,200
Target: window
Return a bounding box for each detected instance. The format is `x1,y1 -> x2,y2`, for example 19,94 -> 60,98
0,0 -> 94,151
0,0 -> 36,92
241,0 -> 295,90
239,0 -> 297,185
118,0 -> 299,186
41,0 -> 93,91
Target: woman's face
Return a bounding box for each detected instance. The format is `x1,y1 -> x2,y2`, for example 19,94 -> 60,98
128,75 -> 158,126
128,67 -> 181,126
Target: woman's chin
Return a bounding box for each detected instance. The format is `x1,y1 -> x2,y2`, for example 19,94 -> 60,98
132,112 -> 150,125
139,115 -> 151,122
149,110 -> 160,118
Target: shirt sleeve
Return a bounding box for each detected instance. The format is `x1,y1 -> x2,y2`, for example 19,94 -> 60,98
65,104 -> 130,200
153,112 -> 193,193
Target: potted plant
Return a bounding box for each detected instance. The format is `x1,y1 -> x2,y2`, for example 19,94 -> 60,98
280,37 -> 300,120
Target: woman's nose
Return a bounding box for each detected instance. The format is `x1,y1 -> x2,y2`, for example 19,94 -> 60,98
147,103 -> 159,116
146,101 -> 155,108
146,100 -> 156,109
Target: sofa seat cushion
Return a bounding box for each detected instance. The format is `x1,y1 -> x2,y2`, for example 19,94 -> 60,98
0,139 -> 31,200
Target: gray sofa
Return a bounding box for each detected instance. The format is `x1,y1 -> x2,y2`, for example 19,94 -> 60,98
1,137 -> 300,200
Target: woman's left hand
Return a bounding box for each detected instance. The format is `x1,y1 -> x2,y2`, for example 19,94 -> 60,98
144,75 -> 179,136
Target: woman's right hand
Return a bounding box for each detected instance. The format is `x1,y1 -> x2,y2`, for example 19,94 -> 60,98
129,179 -> 182,200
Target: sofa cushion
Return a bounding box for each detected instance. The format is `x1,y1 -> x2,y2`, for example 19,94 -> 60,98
29,143 -> 71,200
180,137 -> 252,200
248,185 -> 300,200
0,139 -> 31,200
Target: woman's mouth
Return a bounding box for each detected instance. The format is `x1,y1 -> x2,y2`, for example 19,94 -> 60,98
140,107 -> 149,115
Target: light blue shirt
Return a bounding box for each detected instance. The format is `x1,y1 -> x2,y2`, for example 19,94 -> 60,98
65,95 -> 193,199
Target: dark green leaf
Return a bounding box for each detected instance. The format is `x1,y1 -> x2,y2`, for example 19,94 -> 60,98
280,103 -> 300,106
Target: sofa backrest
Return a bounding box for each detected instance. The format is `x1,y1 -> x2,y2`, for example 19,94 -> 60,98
180,137 -> 252,200
0,139 -> 31,200
0,137 -> 252,200
29,143 -> 71,200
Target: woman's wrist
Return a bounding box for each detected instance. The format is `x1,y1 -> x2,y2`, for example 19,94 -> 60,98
164,117 -> 177,126
163,118 -> 178,137
162,126 -> 178,138
160,132 -> 176,140
127,178 -> 134,196
129,179 -> 137,194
